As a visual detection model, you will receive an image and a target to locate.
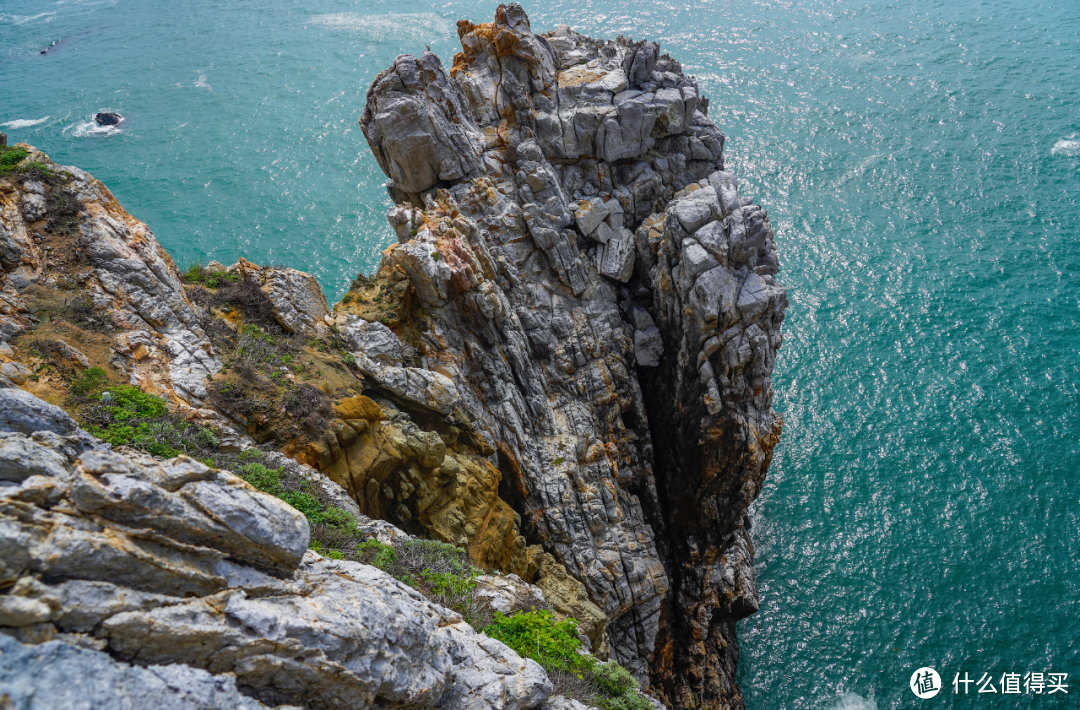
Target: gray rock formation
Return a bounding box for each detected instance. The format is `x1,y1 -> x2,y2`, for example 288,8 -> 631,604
0,389 -> 552,710
0,634 -> 287,710
0,150 -> 331,407
359,6 -> 786,706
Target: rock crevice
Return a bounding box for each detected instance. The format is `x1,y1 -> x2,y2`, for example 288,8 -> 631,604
357,5 -> 787,705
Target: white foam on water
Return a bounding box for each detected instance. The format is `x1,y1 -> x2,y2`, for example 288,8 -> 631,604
1051,135 -> 1080,157
0,12 -> 56,26
826,692 -> 878,710
65,120 -> 121,138
309,12 -> 455,42
0,117 -> 50,129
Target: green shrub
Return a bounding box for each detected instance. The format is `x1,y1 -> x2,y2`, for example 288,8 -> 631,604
483,610 -> 590,674
236,462 -> 283,494
355,539 -> 397,570
590,661 -> 639,698
394,538 -> 480,578
317,506 -> 355,527
76,380 -> 219,458
104,385 -> 169,420
423,570 -> 477,600
70,367 -> 108,397
182,262 -> 241,288
238,448 -> 265,460
0,147 -> 29,175
601,694 -> 653,710
182,263 -> 207,284
280,490 -> 324,520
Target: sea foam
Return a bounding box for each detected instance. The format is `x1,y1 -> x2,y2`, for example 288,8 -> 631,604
1051,135 -> 1080,157
309,12 -> 455,42
0,12 -> 56,26
66,120 -> 121,138
826,692 -> 878,710
0,117 -> 50,129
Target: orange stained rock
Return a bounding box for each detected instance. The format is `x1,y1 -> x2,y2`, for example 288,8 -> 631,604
334,395 -> 385,422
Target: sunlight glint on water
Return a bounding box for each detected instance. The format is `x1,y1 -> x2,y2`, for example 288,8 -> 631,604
2,1 -> 1078,708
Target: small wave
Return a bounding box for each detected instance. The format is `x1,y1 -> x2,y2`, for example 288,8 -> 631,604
309,12 -> 455,41
0,12 -> 56,25
193,66 -> 213,91
0,117 -> 50,129
66,120 -> 121,138
827,692 -> 877,710
1051,135 -> 1080,157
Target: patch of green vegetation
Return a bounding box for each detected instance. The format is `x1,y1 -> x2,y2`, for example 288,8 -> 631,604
182,262 -> 242,289
484,610 -> 653,710
485,610 -> 590,673
70,366 -> 108,397
341,352 -> 356,366
234,461 -> 341,525
355,539 -> 397,570
551,457 -> 566,466
23,161 -> 52,177
224,457 -> 367,554
0,146 -> 29,175
71,372 -> 220,459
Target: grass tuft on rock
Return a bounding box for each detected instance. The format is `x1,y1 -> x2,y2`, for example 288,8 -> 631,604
69,369 -> 220,459
182,262 -> 243,289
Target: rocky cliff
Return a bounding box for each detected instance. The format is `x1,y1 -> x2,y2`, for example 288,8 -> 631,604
0,387 -> 551,709
0,4 -> 785,709
355,6 -> 786,706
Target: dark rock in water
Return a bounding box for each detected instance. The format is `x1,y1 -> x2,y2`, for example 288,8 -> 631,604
94,112 -> 123,127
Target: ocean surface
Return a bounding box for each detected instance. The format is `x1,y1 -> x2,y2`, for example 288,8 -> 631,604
2,0 -> 1078,707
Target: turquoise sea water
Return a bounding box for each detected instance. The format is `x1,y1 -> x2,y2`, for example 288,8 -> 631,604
2,1 -> 1078,707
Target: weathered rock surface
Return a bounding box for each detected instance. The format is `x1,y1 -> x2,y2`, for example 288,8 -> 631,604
0,389 -> 552,710
0,5 -> 786,707
357,6 -> 786,706
0,150 -> 330,408
0,633 -> 289,710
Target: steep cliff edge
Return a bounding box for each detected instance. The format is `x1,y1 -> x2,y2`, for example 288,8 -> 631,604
0,4 -> 786,707
356,5 -> 786,706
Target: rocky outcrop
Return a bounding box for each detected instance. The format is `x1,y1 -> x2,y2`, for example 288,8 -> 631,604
0,4 -> 787,706
0,148 -> 330,408
637,180 -> 784,705
357,5 -> 786,706
0,388 -> 551,710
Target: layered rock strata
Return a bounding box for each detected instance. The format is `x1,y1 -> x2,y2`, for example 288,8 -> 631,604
0,4 -> 787,706
0,142 -> 604,657
358,6 -> 786,706
0,387 -> 551,710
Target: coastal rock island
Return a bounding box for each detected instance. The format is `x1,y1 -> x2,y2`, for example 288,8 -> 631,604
0,5 -> 786,709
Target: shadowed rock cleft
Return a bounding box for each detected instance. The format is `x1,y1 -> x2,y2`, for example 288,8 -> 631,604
358,4 -> 787,707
